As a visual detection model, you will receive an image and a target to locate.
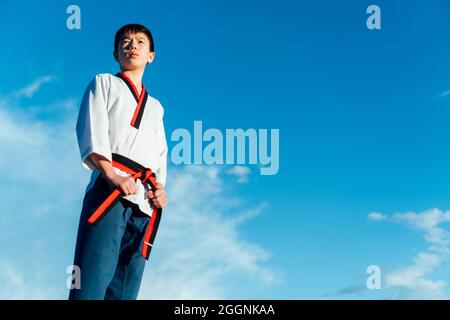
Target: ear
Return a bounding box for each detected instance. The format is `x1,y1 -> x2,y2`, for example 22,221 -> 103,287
147,52 -> 155,65
113,51 -> 119,62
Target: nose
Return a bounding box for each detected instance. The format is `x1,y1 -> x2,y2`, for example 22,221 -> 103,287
125,39 -> 137,51
130,39 -> 138,50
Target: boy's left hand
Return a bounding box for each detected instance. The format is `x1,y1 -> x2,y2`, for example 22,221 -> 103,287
146,182 -> 168,208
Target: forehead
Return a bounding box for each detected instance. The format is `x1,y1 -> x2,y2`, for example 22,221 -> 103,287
121,31 -> 149,40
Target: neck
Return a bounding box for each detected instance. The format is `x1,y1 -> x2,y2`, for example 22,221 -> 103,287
120,68 -> 144,93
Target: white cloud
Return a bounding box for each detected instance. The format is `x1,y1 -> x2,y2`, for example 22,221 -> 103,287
370,208 -> 450,299
12,75 -> 55,98
138,166 -> 281,299
385,252 -> 446,299
0,260 -> 63,300
0,79 -> 280,299
0,84 -> 86,300
368,212 -> 387,221
392,208 -> 450,248
0,98 -> 84,216
226,165 -> 251,184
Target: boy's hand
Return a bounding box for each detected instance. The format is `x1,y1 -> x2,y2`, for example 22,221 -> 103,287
146,182 -> 168,208
108,174 -> 138,196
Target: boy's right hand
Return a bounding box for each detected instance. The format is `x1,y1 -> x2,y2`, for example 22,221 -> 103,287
108,174 -> 138,196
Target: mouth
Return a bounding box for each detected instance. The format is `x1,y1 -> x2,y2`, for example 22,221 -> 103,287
127,52 -> 139,59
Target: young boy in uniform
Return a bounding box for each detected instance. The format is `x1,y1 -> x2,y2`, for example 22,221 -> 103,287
69,23 -> 168,300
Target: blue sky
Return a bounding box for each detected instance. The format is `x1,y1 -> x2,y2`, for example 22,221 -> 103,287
2,0 -> 450,299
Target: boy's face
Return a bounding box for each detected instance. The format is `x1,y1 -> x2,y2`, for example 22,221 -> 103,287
115,31 -> 154,71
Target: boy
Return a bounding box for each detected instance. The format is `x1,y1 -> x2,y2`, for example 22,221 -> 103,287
69,24 -> 168,300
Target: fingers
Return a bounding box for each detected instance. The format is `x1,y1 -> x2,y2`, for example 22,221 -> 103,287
152,196 -> 167,208
120,177 -> 138,196
157,191 -> 168,208
147,189 -> 168,208
146,185 -> 164,198
118,177 -> 167,207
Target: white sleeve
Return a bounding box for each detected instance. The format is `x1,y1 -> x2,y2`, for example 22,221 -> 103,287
155,104 -> 168,187
76,75 -> 112,170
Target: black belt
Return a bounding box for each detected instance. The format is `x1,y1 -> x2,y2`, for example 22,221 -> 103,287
87,153 -> 162,260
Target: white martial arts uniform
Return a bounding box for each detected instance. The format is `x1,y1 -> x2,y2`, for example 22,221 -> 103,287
76,73 -> 168,217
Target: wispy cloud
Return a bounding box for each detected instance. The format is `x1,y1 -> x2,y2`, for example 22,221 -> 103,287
11,75 -> 55,98
437,88 -> 450,98
0,84 -> 86,300
368,212 -> 387,221
367,208 -> 450,299
0,261 -> 59,299
385,252 -> 446,299
336,285 -> 367,295
226,165 -> 251,184
139,166 -> 281,299
0,80 -> 280,299
391,209 -> 450,251
322,285 -> 368,298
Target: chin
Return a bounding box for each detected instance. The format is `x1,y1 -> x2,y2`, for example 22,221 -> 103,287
122,61 -> 145,69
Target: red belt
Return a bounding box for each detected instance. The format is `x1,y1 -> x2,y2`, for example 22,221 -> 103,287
87,153 -> 162,260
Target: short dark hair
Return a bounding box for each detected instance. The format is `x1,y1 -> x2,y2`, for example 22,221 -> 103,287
114,23 -> 154,54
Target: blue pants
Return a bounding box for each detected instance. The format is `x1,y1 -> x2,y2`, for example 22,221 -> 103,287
69,174 -> 149,300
